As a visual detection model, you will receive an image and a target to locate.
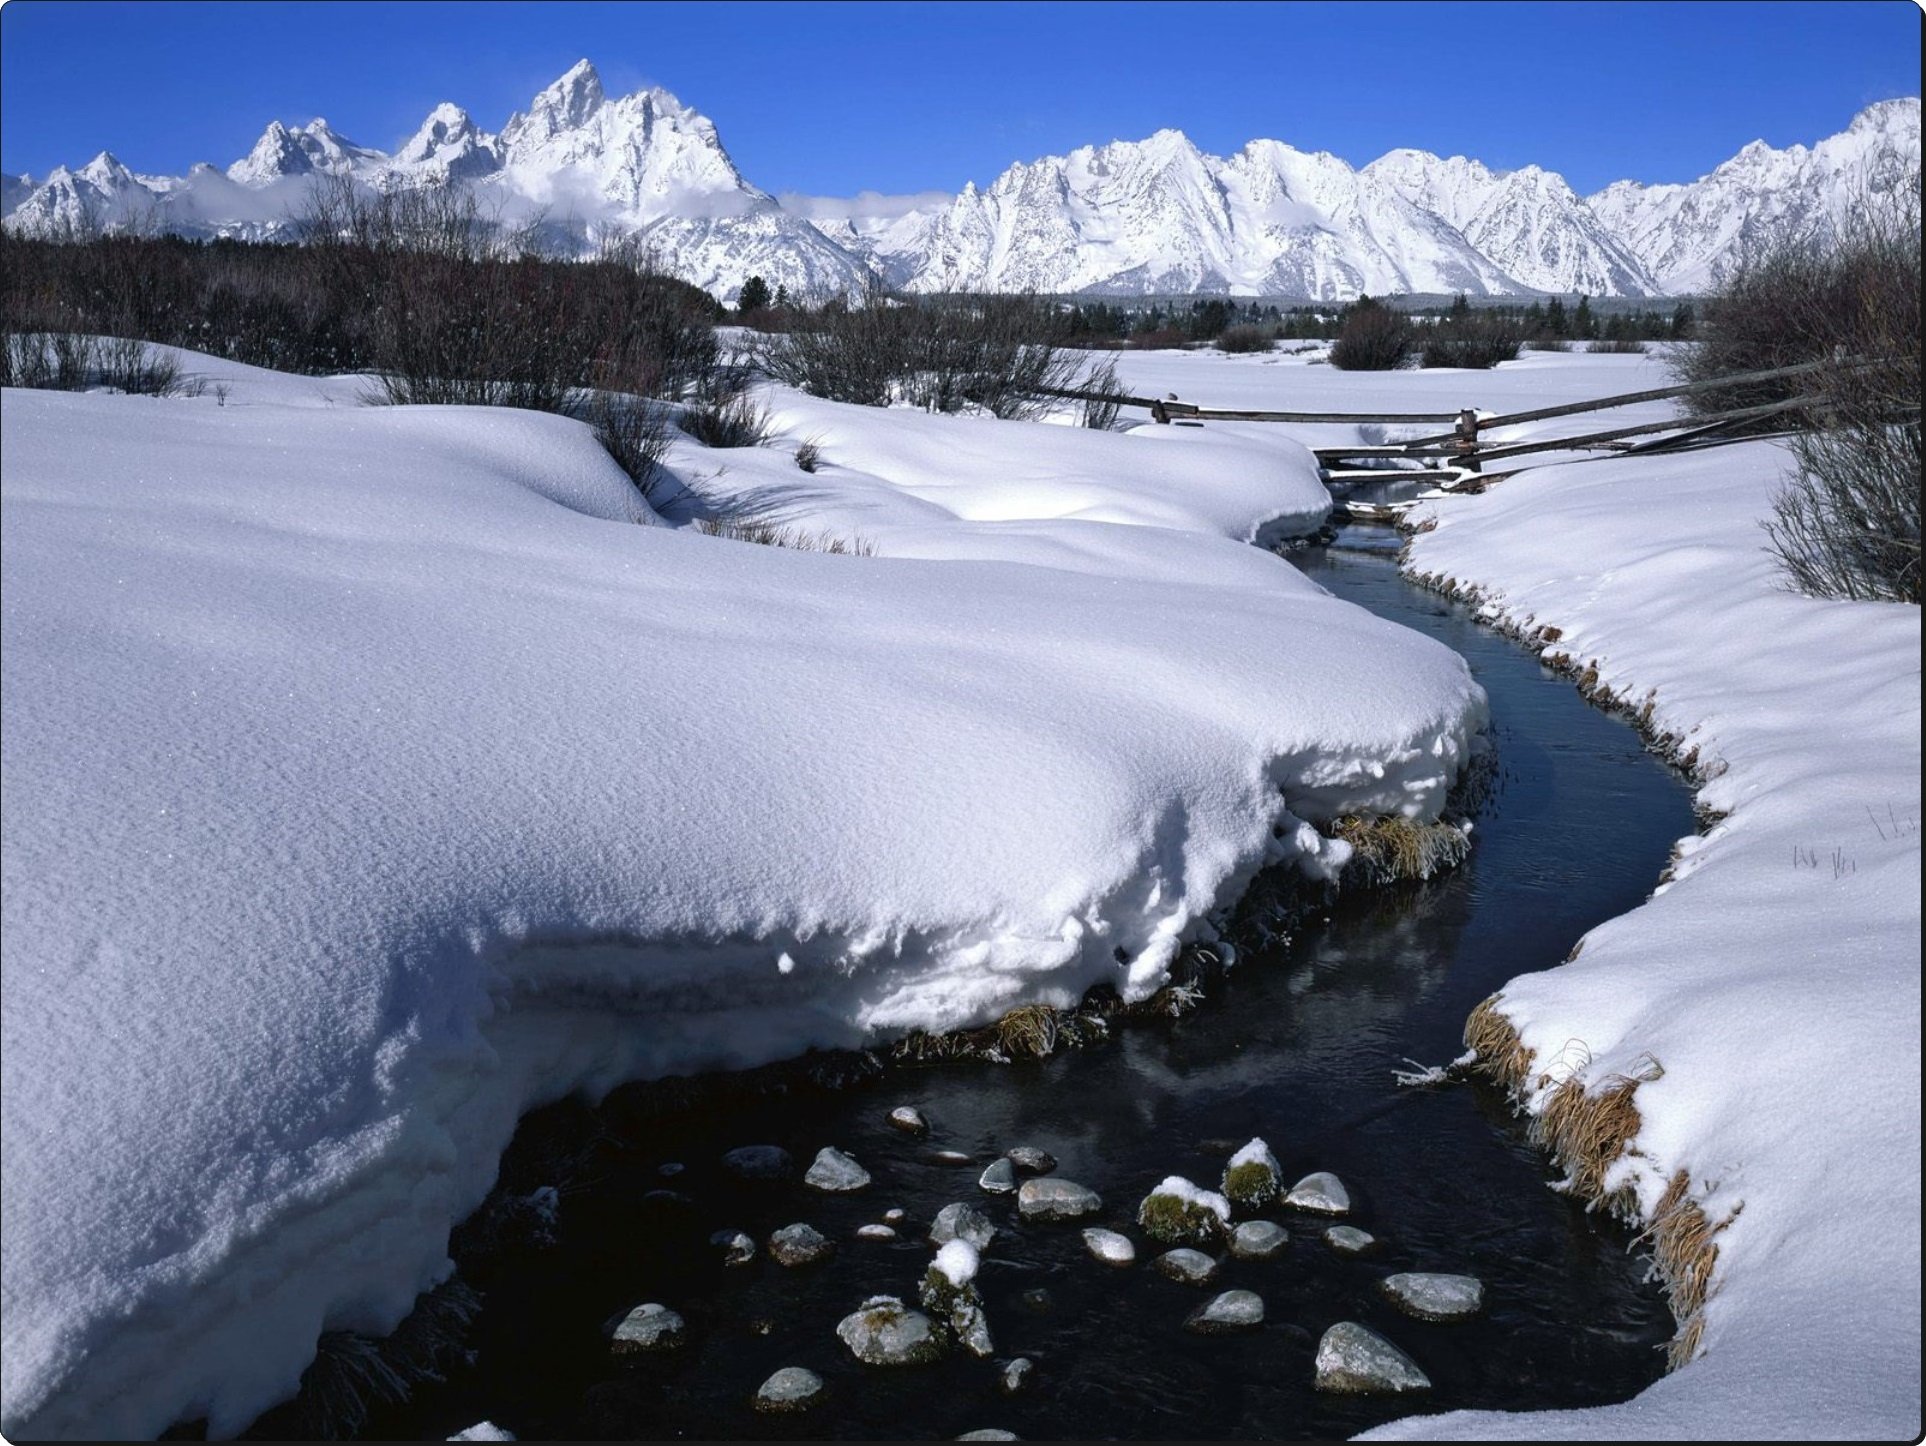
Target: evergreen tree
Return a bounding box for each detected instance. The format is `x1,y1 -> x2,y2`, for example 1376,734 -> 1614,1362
737,275 -> 772,314
1573,294 -> 1596,339
773,283 -> 790,309
1545,297 -> 1568,336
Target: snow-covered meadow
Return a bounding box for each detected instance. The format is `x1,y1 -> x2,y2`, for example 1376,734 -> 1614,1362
1,339 -> 1917,1442
1,348 -> 1486,1438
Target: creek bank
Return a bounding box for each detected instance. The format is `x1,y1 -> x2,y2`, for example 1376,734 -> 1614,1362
237,539 -> 1695,1442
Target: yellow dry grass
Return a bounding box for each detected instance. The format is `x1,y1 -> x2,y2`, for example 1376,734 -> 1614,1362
1461,995 -> 1726,1372
1333,814 -> 1471,886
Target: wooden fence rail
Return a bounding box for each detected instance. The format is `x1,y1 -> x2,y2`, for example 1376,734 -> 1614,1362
1026,353 -> 1908,480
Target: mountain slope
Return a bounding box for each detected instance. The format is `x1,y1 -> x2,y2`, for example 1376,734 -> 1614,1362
3,67 -> 1916,302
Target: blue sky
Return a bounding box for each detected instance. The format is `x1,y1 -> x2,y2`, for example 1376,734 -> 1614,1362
2,1 -> 1918,192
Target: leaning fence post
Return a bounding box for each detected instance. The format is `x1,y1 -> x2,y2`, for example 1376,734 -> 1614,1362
1455,408 -> 1481,472
1151,399 -> 1170,424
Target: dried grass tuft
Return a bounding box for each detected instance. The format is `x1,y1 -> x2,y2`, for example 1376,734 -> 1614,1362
1463,994 -> 1535,1091
1333,815 -> 1472,886
1639,1170 -> 1731,1369
269,1279 -> 482,1438
1533,1071 -> 1647,1215
694,518 -> 875,555
995,1003 -> 1061,1059
1464,998 -> 1728,1373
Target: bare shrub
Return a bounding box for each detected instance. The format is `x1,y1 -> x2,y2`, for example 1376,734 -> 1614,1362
680,392 -> 770,448
1329,297 -> 1413,371
1421,302 -> 1525,369
1683,178 -> 1922,602
794,438 -> 823,472
92,336 -> 183,394
1525,338 -> 1572,353
1,332 -> 183,395
1214,324 -> 1273,354
758,287 -> 1105,420
251,1279 -> 482,1439
1125,326 -> 1189,351
1587,338 -> 1645,355
1,187 -> 721,408
1768,411 -> 1920,601
1078,353 -> 1123,430
579,391 -> 672,500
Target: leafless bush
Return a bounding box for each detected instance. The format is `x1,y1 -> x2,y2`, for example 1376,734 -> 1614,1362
794,438 -> 823,472
1214,324 -> 1273,354
1768,409 -> 1920,602
579,391 -> 673,500
681,391 -> 771,448
1,188 -> 721,407
1329,296 -> 1413,371
1125,326 -> 1189,351
1689,177 -> 1922,602
1675,176 -> 1919,418
759,287 -> 1107,419
1079,353 -> 1123,430
1,332 -> 183,394
1422,305 -> 1525,369
1588,338 -> 1645,355
1525,338 -> 1573,353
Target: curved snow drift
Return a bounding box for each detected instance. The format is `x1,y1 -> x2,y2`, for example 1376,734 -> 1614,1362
0,364 -> 1483,1439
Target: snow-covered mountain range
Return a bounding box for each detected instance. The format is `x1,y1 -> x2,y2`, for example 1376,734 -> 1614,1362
4,61 -> 1916,303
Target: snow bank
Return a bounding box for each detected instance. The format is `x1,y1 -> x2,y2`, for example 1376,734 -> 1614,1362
1369,441 -> 1920,1440
669,382 -> 1336,554
0,364 -> 1483,1438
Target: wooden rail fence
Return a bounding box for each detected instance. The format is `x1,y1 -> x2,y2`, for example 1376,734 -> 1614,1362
1028,356 -> 1907,497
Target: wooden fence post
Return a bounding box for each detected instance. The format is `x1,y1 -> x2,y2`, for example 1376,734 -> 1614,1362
1455,408 -> 1481,472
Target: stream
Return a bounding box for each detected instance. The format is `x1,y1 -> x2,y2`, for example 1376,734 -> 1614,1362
340,530 -> 1699,1441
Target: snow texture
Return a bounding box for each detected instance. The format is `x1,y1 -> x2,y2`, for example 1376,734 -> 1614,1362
932,1240 -> 980,1289
0,349 -> 1482,1438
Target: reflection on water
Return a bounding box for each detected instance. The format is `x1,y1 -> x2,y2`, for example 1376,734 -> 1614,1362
352,537 -> 1699,1441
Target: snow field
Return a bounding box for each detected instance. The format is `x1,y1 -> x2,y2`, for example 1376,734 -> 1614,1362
0,353 -> 1484,1438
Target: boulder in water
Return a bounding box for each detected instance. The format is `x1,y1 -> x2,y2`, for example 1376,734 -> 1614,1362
1284,1171 -> 1351,1215
1154,1248 -> 1221,1285
1221,1139 -> 1283,1210
1137,1176 -> 1231,1245
1017,1178 -> 1103,1222
1186,1289 -> 1265,1334
805,1146 -> 872,1192
837,1295 -> 945,1366
1228,1220 -> 1289,1260
768,1222 -> 835,1267
1314,1322 -> 1431,1393
606,1302 -> 685,1355
754,1366 -> 825,1413
1381,1272 -> 1485,1322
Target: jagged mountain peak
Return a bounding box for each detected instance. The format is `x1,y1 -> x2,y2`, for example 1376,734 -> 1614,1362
4,66 -> 1915,304
502,59 -> 607,145
538,58 -> 606,122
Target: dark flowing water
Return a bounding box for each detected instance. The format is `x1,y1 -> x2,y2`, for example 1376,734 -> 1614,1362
357,535 -> 1699,1441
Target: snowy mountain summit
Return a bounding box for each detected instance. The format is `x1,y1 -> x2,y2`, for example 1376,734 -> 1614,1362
3,64 -> 1916,301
